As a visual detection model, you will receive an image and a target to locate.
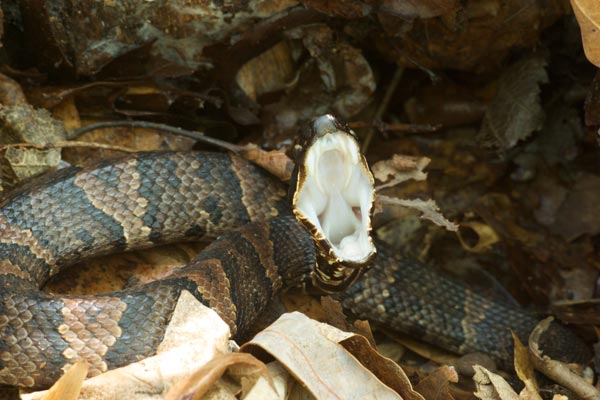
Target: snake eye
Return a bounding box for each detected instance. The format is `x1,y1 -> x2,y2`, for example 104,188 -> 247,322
292,115 -> 375,267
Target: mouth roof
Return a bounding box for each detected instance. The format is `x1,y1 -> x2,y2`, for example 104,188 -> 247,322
293,115 -> 375,265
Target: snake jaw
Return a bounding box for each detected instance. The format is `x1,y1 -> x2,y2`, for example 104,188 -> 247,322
292,115 -> 375,274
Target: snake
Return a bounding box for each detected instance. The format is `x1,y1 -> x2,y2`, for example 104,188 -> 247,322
0,115 -> 590,392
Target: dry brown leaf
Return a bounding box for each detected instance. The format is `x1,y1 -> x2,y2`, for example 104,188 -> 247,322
242,311 -> 403,399
378,196 -> 458,232
63,120 -> 196,166
478,55 -> 548,149
413,365 -> 458,400
571,0 -> 600,67
384,330 -> 460,368
511,332 -> 541,400
372,154 -> 430,189
528,318 -> 600,400
240,144 -> 294,181
0,73 -> 28,105
3,146 -> 62,181
236,41 -> 297,102
39,360 -> 88,400
340,334 -> 425,400
0,104 -> 66,183
52,97 -> 81,132
165,353 -> 273,400
472,365 -> 519,400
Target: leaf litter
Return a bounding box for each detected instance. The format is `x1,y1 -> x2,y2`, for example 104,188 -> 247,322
2,1 -> 600,398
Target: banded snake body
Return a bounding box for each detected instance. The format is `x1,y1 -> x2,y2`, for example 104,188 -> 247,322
0,115 -> 590,391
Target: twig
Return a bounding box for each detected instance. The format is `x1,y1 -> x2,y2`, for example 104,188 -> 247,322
68,121 -> 244,153
350,121 -> 441,134
361,66 -> 404,153
0,141 -> 139,153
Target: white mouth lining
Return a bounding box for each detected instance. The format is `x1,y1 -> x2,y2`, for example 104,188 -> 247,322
296,132 -> 374,263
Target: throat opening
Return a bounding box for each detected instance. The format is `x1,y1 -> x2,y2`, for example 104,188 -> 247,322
294,130 -> 375,265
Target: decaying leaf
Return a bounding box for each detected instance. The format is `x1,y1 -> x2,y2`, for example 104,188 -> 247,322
236,41 -> 298,102
372,154 -> 430,189
378,196 -> 458,232
339,333 -> 424,400
413,365 -> 458,400
262,24 -> 376,139
240,144 -> 295,181
0,73 -> 28,105
478,55 -> 548,149
17,0 -> 300,75
242,311 -> 404,399
549,172 -> 600,241
472,365 -> 518,400
3,146 -> 62,182
571,0 -> 600,67
377,1 -> 566,72
379,0 -> 459,19
0,103 -> 66,185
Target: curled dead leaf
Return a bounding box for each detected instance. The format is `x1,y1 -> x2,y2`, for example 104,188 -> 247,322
528,318 -> 600,400
372,154 -> 430,190
457,221 -> 500,253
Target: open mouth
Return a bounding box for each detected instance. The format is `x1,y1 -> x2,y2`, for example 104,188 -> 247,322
293,115 -> 375,266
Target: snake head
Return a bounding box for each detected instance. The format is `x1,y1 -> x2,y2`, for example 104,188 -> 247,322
291,114 -> 376,292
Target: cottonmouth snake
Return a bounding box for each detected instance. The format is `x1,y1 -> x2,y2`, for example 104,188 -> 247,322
0,119 -> 590,391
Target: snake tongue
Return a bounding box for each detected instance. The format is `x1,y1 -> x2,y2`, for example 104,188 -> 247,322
292,115 -> 375,271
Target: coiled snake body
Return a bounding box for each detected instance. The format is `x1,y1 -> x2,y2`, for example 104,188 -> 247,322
0,148 -> 590,389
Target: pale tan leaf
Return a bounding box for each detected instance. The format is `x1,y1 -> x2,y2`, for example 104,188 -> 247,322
372,154 -> 430,189
4,147 -> 62,181
571,0 -> 600,67
473,365 -> 519,400
242,311 -> 403,400
40,360 -> 88,400
378,196 -> 458,231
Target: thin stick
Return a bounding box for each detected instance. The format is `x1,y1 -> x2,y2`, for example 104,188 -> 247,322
68,121 -> 244,153
0,141 -> 139,153
361,66 -> 405,153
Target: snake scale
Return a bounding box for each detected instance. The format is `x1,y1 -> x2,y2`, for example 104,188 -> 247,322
0,141 -> 591,390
